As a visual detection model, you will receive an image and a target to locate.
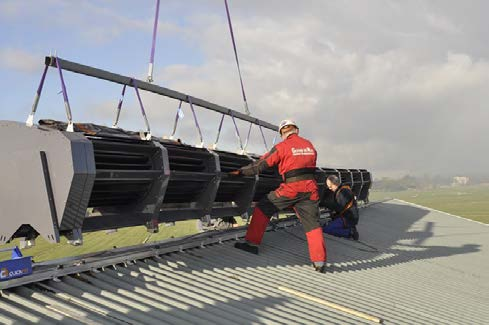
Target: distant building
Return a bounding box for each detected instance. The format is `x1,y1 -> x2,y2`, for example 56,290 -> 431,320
452,176 -> 469,186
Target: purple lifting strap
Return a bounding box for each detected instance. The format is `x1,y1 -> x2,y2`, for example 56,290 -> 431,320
27,64 -> 49,126
224,0 -> 250,115
213,113 -> 226,147
147,0 -> 161,82
243,122 -> 253,151
55,57 -> 73,127
187,96 -> 204,146
131,78 -> 151,134
36,65 -> 49,98
112,84 -> 127,127
170,100 -> 183,138
230,110 -> 244,151
259,124 -> 269,151
150,0 -> 160,65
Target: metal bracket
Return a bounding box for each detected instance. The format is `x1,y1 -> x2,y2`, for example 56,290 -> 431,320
19,238 -> 36,249
25,114 -> 35,127
66,122 -> 74,133
241,212 -> 250,223
66,228 -> 83,246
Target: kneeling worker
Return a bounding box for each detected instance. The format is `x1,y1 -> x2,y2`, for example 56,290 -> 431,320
322,175 -> 360,240
230,119 -> 328,272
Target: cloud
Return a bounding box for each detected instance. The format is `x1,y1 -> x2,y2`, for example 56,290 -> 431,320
0,0 -> 182,46
142,2 -> 489,177
425,13 -> 461,34
60,2 -> 151,44
0,48 -> 40,73
3,0 -> 487,177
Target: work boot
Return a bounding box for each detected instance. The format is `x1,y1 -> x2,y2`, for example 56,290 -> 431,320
312,261 -> 326,273
234,241 -> 259,255
313,262 -> 342,273
351,226 -> 359,241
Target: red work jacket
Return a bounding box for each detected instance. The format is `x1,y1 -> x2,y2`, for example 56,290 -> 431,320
241,133 -> 319,200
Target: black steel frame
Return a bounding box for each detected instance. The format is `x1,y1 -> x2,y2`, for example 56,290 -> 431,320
45,57 -> 278,131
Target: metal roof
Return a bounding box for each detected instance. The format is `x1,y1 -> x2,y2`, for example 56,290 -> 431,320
1,199 -> 488,324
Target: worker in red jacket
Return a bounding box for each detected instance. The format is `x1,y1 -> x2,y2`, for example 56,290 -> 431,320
231,119 -> 327,272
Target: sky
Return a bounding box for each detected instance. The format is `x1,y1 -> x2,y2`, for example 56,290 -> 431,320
1,0 -> 488,178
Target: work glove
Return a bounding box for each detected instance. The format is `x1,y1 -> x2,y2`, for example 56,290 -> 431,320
229,169 -> 241,176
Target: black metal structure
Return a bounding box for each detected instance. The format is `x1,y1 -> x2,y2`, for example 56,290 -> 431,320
44,57 -> 277,131
0,57 -> 371,245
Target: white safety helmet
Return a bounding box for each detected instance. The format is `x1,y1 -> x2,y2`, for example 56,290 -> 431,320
278,119 -> 298,134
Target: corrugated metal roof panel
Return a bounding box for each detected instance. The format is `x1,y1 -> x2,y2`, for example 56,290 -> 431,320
1,200 -> 488,324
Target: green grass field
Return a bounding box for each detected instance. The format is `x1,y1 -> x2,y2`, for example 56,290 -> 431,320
0,217 -> 252,262
0,219 -> 206,262
369,184 -> 489,224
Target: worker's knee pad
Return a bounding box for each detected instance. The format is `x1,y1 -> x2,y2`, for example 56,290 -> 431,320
302,219 -> 320,233
257,195 -> 279,217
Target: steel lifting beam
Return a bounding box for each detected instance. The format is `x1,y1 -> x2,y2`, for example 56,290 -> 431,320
44,56 -> 278,132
